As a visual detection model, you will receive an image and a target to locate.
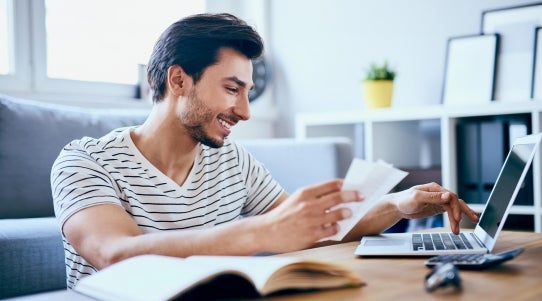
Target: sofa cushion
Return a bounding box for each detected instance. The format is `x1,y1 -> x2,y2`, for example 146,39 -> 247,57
0,94 -> 148,218
239,137 -> 353,193
0,217 -> 65,299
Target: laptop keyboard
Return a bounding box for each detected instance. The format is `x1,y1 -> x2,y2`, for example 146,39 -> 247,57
412,233 -> 474,251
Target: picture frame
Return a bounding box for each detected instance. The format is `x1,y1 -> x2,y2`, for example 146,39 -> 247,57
482,3 -> 542,101
533,27 -> 542,99
442,34 -> 499,105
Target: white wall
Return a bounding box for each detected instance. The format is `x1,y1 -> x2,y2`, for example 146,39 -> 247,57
206,0 -> 278,140
8,1 -> 539,140
206,0 -> 541,137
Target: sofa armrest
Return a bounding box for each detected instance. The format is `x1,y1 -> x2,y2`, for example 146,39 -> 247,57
0,217 -> 66,299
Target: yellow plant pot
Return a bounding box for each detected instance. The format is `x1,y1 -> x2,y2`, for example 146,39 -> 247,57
362,80 -> 394,109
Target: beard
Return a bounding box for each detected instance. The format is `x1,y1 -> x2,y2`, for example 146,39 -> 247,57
180,88 -> 225,149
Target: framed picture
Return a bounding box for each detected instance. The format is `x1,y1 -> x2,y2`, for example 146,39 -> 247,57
482,3 -> 542,101
442,34 -> 499,105
533,27 -> 542,99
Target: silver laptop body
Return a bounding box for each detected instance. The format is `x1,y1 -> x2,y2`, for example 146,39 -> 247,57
355,132 -> 542,256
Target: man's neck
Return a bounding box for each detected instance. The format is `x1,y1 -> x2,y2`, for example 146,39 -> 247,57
131,103 -> 199,186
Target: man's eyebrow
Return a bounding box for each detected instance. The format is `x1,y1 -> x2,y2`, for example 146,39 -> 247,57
225,76 -> 254,90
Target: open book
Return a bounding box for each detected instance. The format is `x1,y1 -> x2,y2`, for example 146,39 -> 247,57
74,255 -> 364,301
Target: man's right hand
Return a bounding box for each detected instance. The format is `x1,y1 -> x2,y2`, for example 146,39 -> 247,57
257,179 -> 363,253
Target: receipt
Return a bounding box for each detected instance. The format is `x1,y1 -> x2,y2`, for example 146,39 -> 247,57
322,158 -> 408,241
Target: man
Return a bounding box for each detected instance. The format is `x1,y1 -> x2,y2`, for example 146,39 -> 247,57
51,13 -> 479,289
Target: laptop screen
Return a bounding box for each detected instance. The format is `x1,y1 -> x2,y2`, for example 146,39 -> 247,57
478,142 -> 535,238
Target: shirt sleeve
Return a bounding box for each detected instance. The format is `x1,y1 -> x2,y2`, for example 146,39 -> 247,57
51,140 -> 123,229
232,142 -> 285,216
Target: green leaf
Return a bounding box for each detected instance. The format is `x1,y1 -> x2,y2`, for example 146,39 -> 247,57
364,61 -> 396,81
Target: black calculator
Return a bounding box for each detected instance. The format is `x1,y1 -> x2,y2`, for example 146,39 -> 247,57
424,247 -> 524,270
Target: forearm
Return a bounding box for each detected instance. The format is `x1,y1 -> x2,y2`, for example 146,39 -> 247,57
342,194 -> 402,242
65,204 -> 273,270
124,216 -> 271,259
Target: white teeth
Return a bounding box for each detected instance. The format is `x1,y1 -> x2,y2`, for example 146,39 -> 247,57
218,118 -> 231,129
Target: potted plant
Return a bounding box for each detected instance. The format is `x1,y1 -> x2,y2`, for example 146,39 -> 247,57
362,61 -> 396,109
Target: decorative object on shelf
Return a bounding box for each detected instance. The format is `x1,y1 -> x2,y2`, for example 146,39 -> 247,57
137,64 -> 151,102
533,27 -> 542,99
482,3 -> 542,101
248,56 -> 269,102
442,34 -> 499,105
362,61 -> 396,109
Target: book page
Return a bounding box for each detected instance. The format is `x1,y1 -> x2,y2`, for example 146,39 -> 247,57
74,255 -> 362,300
187,256 -> 362,295
322,158 -> 408,241
75,255 -> 243,301
186,256 -> 300,293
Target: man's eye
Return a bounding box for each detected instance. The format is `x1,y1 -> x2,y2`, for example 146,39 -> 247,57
226,87 -> 238,94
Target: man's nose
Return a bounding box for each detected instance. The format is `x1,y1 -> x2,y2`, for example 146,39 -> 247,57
234,93 -> 251,121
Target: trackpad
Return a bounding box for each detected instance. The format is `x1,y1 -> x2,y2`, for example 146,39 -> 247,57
364,238 -> 406,246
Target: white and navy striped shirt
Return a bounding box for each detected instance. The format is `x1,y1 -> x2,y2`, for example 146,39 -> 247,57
51,127 -> 284,288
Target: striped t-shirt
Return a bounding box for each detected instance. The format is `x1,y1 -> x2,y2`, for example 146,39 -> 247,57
51,127 -> 284,288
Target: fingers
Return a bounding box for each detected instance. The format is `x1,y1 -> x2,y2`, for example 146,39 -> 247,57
413,185 -> 479,235
317,222 -> 340,238
438,192 -> 462,234
448,199 -> 481,234
279,180 -> 362,243
301,179 -> 344,198
314,208 -> 352,240
441,192 -> 461,222
298,179 -> 364,212
440,194 -> 480,235
419,189 -> 463,222
323,207 -> 352,224
413,182 -> 444,192
459,200 -> 480,223
319,190 -> 364,213
450,220 -> 459,235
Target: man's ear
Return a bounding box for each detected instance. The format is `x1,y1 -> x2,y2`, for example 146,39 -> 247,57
166,65 -> 189,96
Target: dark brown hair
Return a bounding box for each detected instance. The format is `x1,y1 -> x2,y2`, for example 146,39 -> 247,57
147,13 -> 264,103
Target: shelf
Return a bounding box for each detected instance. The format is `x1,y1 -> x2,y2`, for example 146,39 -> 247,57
296,101 -> 542,126
295,101 -> 542,233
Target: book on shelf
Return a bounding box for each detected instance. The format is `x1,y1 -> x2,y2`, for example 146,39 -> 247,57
74,254 -> 364,301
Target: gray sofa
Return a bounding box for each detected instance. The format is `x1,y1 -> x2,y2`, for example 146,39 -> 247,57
0,94 -> 353,299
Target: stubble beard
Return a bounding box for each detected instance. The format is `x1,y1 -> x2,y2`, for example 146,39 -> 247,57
181,88 -> 225,149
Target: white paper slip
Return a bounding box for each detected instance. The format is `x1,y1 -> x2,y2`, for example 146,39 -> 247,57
322,158 -> 408,241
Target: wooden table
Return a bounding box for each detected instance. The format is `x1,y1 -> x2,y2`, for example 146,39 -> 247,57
263,230 -> 542,301
6,231 -> 542,301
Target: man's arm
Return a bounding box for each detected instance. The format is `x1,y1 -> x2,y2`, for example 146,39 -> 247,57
341,182 -> 480,242
62,179 -> 362,270
63,203 -> 270,269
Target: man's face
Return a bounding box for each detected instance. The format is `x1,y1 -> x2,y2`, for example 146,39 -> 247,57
180,48 -> 254,148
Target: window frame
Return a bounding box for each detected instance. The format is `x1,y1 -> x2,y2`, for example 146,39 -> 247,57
0,0 -> 181,101
0,0 -> 31,92
29,0 -> 137,99
0,0 -> 273,115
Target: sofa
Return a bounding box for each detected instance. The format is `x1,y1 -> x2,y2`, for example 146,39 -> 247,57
0,94 -> 353,299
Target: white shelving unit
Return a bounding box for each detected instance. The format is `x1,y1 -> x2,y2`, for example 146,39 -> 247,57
295,101 -> 542,232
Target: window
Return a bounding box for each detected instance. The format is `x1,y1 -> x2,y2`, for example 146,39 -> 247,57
0,0 -> 205,99
44,0 -> 204,85
0,0 -> 11,75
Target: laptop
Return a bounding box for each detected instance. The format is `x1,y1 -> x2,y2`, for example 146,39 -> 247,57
355,132 -> 542,256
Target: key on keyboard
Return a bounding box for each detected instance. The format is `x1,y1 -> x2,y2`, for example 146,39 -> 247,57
412,233 -> 474,251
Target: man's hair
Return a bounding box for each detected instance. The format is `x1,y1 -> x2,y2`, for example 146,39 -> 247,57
147,13 -> 264,103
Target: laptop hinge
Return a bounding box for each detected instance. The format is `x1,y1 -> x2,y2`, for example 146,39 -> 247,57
470,233 -> 486,249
